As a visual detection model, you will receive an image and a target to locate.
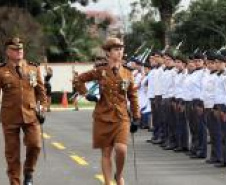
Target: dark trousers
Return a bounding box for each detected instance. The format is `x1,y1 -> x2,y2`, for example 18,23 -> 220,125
175,100 -> 189,149
152,96 -> 162,140
206,108 -> 222,161
221,120 -> 226,163
141,112 -> 151,128
185,101 -> 197,153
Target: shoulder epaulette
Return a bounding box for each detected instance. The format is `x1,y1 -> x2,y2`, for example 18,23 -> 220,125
122,63 -> 134,71
94,61 -> 108,68
28,61 -> 39,67
0,62 -> 6,67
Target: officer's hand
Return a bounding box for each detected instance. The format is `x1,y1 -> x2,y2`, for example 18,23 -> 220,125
85,94 -> 98,102
130,118 -> 140,133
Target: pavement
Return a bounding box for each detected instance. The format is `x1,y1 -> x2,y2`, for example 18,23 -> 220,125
0,110 -> 226,185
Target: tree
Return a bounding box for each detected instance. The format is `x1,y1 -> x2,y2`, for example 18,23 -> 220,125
0,7 -> 44,62
0,0 -> 99,16
173,0 -> 226,53
151,0 -> 182,46
40,4 -> 101,62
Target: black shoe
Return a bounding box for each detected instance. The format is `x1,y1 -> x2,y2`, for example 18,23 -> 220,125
164,145 -> 176,150
190,155 -> 206,159
151,139 -> 163,144
148,127 -> 154,132
146,139 -> 152,143
160,142 -> 168,148
206,159 -> 221,164
23,174 -> 33,185
214,163 -> 226,168
174,147 -> 184,152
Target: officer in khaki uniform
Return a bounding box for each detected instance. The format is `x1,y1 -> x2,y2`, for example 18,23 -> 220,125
74,37 -> 140,185
0,37 -> 47,185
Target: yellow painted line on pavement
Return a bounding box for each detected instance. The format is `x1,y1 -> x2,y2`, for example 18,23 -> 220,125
42,133 -> 51,139
51,142 -> 66,150
70,155 -> 89,166
95,174 -> 116,185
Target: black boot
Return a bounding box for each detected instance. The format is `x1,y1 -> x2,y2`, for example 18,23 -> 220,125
23,174 -> 33,185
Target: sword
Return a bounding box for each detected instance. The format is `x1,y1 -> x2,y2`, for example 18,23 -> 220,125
131,132 -> 139,185
40,124 -> 47,160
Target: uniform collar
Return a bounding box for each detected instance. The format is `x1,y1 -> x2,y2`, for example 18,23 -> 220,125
217,70 -> 225,76
210,70 -> 218,74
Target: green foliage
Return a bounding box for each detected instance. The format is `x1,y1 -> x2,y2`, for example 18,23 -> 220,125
39,4 -> 101,62
173,0 -> 226,53
0,0 -> 102,63
0,7 -> 44,63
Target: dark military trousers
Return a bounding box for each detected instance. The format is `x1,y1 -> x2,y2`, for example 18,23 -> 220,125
206,108 -> 221,162
219,105 -> 226,164
152,96 -> 162,140
221,121 -> 226,164
2,122 -> 41,185
194,100 -> 207,157
165,98 -> 177,147
175,99 -> 189,150
160,98 -> 169,144
185,101 -> 195,153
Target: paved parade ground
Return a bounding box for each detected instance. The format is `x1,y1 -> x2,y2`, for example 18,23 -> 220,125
1,110 -> 226,185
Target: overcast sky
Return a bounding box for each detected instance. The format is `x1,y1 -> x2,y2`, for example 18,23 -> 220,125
73,0 -> 192,16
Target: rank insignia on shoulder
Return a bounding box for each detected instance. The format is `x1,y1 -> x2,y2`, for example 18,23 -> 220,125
28,61 -> 39,67
94,61 -> 108,68
122,64 -> 134,71
0,63 -> 6,67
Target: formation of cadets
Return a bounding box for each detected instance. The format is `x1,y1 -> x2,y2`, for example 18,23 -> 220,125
129,48 -> 226,168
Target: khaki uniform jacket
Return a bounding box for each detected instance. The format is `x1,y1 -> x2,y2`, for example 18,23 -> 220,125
74,63 -> 140,148
75,64 -> 140,122
0,60 -> 47,124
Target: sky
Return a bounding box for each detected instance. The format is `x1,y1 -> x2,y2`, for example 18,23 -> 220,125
73,0 -> 192,16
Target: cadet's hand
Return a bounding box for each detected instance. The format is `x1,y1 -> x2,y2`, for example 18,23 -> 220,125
130,118 -> 140,133
85,94 -> 98,102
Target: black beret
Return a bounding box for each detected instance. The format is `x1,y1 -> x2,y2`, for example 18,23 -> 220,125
164,51 -> 175,60
205,50 -> 217,61
220,49 -> 226,57
216,53 -> 226,62
193,52 -> 205,60
151,50 -> 163,57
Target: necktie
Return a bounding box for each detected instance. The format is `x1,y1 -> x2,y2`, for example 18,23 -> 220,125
15,65 -> 22,78
112,67 -> 118,76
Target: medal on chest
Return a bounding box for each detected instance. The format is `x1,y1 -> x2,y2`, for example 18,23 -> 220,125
29,70 -> 37,87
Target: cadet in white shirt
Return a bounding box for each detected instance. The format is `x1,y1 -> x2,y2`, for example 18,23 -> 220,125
173,55 -> 189,152
213,52 -> 226,167
183,55 -> 198,156
160,52 -> 177,150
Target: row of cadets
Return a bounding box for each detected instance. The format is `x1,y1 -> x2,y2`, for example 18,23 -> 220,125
146,47 -> 226,168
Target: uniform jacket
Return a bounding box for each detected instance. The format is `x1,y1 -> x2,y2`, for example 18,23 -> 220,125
74,63 -> 140,123
0,59 -> 47,124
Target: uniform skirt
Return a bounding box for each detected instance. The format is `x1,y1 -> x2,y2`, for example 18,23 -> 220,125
93,119 -> 130,149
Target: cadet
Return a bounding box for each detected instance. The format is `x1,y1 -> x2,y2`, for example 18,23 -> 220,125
0,37 -> 47,185
213,52 -> 226,167
173,54 -> 189,152
73,37 -> 140,185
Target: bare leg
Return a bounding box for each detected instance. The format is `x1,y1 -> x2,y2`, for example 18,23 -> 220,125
73,97 -> 79,110
47,96 -> 51,112
114,143 -> 127,185
101,147 -> 113,185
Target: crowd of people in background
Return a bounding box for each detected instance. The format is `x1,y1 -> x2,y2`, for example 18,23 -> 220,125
131,48 -> 226,168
